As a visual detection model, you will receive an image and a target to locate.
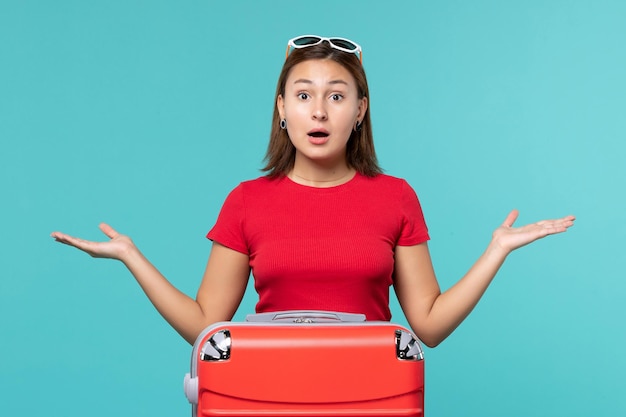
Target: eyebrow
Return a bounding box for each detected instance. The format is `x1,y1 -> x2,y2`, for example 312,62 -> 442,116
292,78 -> 349,86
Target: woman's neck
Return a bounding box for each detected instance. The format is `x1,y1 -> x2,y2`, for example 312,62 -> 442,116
288,164 -> 356,188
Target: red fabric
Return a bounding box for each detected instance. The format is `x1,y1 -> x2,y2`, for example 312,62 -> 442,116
207,173 -> 429,321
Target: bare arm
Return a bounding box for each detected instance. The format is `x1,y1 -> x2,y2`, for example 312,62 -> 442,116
51,224 -> 250,344
394,210 -> 575,348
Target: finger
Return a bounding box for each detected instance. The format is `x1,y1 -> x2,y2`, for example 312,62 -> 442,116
537,217 -> 567,225
537,215 -> 576,230
56,233 -> 84,246
502,209 -> 519,228
51,232 -> 96,252
99,223 -> 120,239
51,231 -> 76,244
554,216 -> 576,231
563,215 -> 576,225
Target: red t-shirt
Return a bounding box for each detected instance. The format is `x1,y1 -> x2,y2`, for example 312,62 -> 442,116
207,173 -> 429,321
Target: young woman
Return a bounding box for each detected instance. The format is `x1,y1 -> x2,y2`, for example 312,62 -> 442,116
51,35 -> 575,347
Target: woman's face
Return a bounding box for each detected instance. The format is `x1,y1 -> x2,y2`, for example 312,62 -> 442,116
277,59 -> 367,171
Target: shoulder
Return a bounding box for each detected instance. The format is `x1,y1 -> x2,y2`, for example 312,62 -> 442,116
360,173 -> 415,193
237,175 -> 286,193
217,176 -> 284,217
358,174 -> 424,212
364,173 -> 407,185
226,175 -> 289,202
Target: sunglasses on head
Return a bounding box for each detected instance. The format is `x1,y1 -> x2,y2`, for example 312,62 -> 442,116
286,35 -> 363,63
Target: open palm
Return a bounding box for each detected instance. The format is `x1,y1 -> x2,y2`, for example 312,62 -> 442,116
51,223 -> 134,261
493,210 -> 576,253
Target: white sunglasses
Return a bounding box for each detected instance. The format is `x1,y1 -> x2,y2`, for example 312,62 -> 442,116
286,35 -> 363,63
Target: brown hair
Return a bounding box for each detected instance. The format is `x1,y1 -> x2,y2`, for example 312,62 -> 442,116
262,41 -> 382,177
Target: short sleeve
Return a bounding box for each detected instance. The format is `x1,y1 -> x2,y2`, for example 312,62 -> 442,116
206,184 -> 249,254
396,180 -> 430,246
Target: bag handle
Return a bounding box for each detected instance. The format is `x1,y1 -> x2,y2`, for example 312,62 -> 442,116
245,310 -> 366,323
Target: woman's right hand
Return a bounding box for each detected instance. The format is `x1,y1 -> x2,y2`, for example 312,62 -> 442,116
51,223 -> 135,262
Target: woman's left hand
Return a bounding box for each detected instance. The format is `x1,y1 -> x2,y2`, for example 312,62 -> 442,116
492,209 -> 575,253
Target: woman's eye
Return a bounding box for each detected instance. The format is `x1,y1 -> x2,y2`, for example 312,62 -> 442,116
298,93 -> 309,100
330,94 -> 343,101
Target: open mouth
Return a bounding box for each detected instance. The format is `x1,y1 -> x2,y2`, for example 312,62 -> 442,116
308,130 -> 329,138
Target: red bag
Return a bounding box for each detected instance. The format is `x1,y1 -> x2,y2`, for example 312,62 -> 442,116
184,311 -> 425,416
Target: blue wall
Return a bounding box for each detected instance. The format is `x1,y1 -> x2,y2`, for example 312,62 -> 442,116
1,1 -> 624,416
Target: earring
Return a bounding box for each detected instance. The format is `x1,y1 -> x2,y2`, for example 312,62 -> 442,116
354,120 -> 362,132
280,119 -> 287,130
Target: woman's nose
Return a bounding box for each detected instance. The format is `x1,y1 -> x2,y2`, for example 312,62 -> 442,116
312,100 -> 328,120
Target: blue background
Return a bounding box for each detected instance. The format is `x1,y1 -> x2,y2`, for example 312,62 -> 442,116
1,1 -> 624,416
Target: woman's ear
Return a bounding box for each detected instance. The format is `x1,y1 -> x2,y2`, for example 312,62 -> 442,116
357,96 -> 368,121
277,94 -> 285,120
